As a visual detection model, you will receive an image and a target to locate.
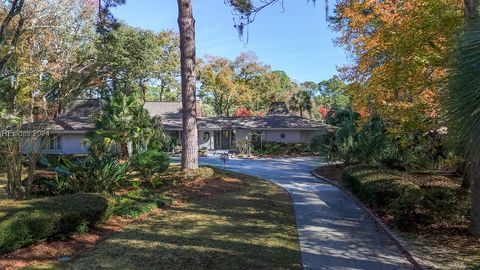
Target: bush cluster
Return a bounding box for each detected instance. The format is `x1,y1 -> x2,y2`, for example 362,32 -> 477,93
113,189 -> 173,218
131,149 -> 170,187
311,108 -> 461,171
342,165 -> 469,229
0,193 -> 114,254
254,142 -> 310,156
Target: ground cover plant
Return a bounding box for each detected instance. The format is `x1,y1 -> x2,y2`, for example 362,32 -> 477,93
253,142 -> 311,156
342,165 -> 469,230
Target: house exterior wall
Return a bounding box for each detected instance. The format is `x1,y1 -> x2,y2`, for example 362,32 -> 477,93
264,130 -> 301,143
59,134 -> 88,155
29,129 -> 319,155
263,130 -> 314,144
236,129 -> 250,142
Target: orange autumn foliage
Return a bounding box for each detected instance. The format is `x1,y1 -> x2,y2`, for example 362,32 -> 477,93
333,0 -> 463,134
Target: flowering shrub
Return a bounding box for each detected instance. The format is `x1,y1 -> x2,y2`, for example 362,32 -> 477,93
233,108 -> 253,117
318,106 -> 330,118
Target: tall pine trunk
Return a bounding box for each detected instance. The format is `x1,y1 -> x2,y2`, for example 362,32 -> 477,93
177,0 -> 198,170
465,0 -> 480,236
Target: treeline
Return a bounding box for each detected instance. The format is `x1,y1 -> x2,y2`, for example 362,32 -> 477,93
0,0 -> 182,119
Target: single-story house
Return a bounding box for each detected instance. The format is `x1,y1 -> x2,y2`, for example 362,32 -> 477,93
39,100 -> 333,155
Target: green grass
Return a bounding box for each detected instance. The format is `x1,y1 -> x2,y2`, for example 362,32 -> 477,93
43,169 -> 302,270
112,188 -> 173,218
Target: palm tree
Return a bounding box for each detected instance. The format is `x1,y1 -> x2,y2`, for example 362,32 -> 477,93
445,1 -> 480,236
86,92 -> 152,159
289,90 -> 313,118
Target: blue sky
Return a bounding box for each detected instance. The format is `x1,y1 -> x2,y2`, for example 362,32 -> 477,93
112,0 -> 349,83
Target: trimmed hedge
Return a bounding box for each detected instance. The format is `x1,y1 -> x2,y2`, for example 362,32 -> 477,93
0,193 -> 114,254
254,142 -> 310,156
342,165 -> 469,229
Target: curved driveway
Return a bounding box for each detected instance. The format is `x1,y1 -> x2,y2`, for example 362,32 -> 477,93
199,156 -> 414,270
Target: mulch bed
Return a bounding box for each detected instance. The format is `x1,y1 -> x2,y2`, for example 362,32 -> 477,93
313,164 -> 344,183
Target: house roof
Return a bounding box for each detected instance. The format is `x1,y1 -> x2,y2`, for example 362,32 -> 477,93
144,101 -> 182,118
50,117 -> 95,131
48,99 -> 333,132
162,115 -> 332,131
62,99 -> 103,117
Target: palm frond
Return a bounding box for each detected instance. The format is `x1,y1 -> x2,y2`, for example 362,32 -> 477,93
445,20 -> 480,156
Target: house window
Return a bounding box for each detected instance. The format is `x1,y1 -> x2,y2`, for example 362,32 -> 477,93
251,131 -> 264,148
43,136 -> 61,151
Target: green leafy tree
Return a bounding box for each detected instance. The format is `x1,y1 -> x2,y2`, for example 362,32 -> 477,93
96,25 -> 158,100
148,30 -> 181,101
316,76 -> 350,109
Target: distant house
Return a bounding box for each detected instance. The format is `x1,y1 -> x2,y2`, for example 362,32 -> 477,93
40,100 -> 333,155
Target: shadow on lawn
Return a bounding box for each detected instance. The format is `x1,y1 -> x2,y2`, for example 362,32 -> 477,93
57,174 -> 302,270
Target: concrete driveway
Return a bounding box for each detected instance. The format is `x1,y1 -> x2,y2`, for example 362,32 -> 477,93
198,156 -> 414,270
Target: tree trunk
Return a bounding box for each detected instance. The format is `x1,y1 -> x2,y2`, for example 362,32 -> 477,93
462,162 -> 472,189
470,156 -> 480,236
465,0 -> 480,237
177,0 -> 198,170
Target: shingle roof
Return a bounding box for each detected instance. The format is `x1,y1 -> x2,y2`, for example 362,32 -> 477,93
162,115 -> 332,130
144,102 -> 182,118
50,117 -> 95,131
62,99 -> 103,117
48,100 -> 333,132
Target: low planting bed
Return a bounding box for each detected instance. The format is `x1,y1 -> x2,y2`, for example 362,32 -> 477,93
339,165 -> 479,269
342,165 -> 469,229
0,193 -> 114,254
0,189 -> 173,256
253,142 -> 312,157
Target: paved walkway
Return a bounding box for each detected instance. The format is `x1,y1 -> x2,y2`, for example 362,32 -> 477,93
199,156 -> 414,270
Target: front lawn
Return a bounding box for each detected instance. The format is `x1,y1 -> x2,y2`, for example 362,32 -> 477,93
29,168 -> 301,270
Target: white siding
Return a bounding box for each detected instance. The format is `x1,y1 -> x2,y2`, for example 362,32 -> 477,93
263,130 -> 314,144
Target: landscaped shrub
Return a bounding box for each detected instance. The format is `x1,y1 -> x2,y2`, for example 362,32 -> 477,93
254,142 -> 310,156
39,155 -> 130,194
342,166 -> 469,229
0,193 -> 114,254
113,189 -> 173,218
131,149 -> 170,185
83,155 -> 130,193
